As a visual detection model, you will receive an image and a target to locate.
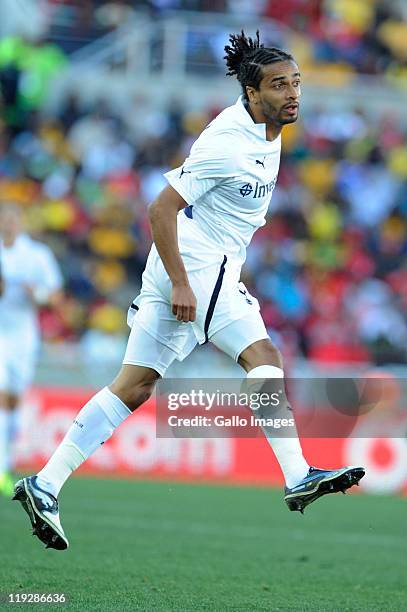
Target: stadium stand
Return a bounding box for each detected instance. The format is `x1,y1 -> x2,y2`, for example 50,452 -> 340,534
0,1 -> 406,369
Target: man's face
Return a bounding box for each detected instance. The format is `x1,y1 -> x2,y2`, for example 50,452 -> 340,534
0,205 -> 22,239
247,60 -> 301,126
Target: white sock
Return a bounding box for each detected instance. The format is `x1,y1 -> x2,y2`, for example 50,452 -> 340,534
36,386 -> 131,497
0,408 -> 8,474
247,365 -> 309,488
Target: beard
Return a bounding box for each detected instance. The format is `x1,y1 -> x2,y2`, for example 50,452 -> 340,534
262,100 -> 298,126
279,113 -> 298,125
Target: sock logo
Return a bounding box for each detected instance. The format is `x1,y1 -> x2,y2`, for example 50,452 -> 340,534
73,420 -> 84,429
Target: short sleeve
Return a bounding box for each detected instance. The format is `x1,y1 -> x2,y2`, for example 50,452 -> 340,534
33,245 -> 63,293
164,132 -> 237,205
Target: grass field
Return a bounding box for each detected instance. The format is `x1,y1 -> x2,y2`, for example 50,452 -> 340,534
0,477 -> 406,611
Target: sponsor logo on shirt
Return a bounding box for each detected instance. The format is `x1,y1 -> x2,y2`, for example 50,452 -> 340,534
240,183 -> 253,197
239,177 -> 277,198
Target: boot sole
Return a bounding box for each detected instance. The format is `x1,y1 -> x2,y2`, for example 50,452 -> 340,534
13,479 -> 69,550
285,467 -> 365,513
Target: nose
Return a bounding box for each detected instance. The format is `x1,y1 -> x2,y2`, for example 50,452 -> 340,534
287,86 -> 300,100
287,84 -> 299,100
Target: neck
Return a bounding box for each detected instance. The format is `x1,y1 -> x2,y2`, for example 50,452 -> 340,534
246,100 -> 282,142
2,234 -> 17,247
265,123 -> 282,141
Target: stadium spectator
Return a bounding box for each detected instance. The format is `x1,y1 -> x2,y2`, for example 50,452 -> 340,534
0,6 -> 405,367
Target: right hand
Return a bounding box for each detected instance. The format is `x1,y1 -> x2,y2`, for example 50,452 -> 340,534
172,283 -> 197,322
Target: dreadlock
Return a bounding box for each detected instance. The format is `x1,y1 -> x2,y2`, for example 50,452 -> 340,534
224,30 -> 294,99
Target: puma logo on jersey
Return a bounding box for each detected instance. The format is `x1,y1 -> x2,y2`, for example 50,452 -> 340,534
179,166 -> 191,178
256,156 -> 266,169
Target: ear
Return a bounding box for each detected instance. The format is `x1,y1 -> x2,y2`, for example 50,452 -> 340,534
246,86 -> 259,104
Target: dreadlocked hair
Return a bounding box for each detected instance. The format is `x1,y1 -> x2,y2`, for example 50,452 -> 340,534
224,30 -> 294,99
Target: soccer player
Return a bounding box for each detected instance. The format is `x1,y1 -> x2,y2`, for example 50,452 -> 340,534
14,31 -> 364,550
0,203 -> 63,497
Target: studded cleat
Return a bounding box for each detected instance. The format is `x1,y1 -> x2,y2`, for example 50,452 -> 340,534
284,466 -> 365,514
13,476 -> 69,550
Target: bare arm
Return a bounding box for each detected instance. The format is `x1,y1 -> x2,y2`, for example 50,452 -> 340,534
148,185 -> 196,322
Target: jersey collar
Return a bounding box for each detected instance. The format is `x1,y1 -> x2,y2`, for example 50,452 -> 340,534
0,233 -> 29,250
235,95 -> 281,145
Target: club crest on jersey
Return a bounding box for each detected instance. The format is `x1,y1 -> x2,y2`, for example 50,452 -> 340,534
239,177 -> 277,198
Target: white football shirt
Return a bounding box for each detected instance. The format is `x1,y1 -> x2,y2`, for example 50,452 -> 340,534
165,96 -> 281,263
0,233 -> 63,336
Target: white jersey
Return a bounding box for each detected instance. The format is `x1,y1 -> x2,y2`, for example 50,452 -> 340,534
165,96 -> 281,264
0,233 -> 63,337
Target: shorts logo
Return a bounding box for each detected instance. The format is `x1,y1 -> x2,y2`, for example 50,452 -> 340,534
240,183 -> 253,197
239,287 -> 253,304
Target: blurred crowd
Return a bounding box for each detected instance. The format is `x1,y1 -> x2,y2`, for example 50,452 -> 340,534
244,110 -> 407,366
0,0 -> 406,367
0,83 -> 406,366
43,0 -> 407,82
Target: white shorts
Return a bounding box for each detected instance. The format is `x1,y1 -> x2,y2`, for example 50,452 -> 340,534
123,312 -> 268,377
123,211 -> 269,376
0,331 -> 38,395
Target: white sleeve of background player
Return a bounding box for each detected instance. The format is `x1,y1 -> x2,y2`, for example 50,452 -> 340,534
164,132 -> 237,204
33,245 -> 63,293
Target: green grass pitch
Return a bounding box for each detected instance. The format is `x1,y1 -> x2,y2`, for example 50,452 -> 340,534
0,477 -> 406,611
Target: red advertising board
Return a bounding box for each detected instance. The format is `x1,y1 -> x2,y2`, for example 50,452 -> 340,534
14,387 -> 407,495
